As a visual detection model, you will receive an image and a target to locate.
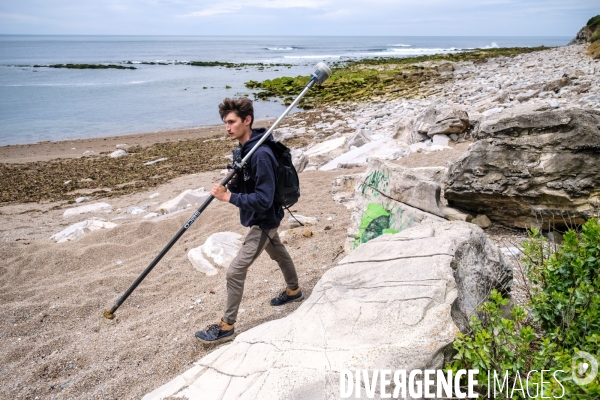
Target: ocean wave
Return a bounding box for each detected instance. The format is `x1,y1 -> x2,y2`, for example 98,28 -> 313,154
483,42 -> 499,49
3,83 -> 110,87
389,44 -> 411,47
266,47 -> 295,51
284,54 -> 341,59
372,47 -> 463,56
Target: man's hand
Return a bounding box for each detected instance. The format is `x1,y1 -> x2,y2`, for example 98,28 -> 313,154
211,183 -> 231,202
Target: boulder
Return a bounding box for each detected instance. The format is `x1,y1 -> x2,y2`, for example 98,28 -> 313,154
432,134 -> 450,147
345,159 -> 472,249
157,188 -> 210,214
318,138 -> 409,171
188,232 -> 243,276
63,202 -> 113,217
427,107 -> 469,137
395,116 -> 427,145
331,174 -> 361,209
188,248 -> 218,276
411,106 -> 470,139
446,108 -> 600,229
143,221 -> 511,400
50,220 -> 117,243
414,106 -> 437,135
346,130 -> 371,149
303,136 -> 346,158
472,214 -> 492,229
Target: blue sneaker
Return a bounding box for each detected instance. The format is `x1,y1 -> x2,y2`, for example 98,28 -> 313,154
270,287 -> 304,306
195,320 -> 235,344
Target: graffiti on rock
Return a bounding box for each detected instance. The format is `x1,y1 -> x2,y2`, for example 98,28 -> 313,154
359,170 -> 389,198
354,202 -> 415,248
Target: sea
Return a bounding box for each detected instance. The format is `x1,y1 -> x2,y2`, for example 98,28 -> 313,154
0,35 -> 571,146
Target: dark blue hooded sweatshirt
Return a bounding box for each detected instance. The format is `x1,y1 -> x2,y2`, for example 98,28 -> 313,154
227,128 -> 284,229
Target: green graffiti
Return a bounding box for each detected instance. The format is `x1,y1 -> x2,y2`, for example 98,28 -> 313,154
354,203 -> 398,248
387,203 -> 415,233
354,202 -> 418,248
359,170 -> 389,198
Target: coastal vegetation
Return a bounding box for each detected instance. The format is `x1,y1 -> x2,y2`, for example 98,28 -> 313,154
34,64 -> 137,70
245,47 -> 549,108
0,137 -> 236,204
586,15 -> 600,58
449,219 -> 600,398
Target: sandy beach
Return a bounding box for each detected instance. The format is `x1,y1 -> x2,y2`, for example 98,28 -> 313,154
0,119 -> 275,164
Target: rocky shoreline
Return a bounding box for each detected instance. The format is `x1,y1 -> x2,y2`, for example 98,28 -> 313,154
1,42 -> 599,399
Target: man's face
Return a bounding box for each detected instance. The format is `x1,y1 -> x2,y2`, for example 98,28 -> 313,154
224,112 -> 252,143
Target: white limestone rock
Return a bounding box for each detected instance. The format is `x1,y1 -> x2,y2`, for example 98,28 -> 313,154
346,130 -> 371,149
331,174 -> 360,210
432,134 -> 450,147
303,136 -> 346,158
157,189 -> 210,214
187,232 -> 243,276
319,138 -> 409,171
63,202 -> 113,217
188,247 -> 218,276
144,221 -> 511,400
109,149 -> 127,158
51,220 -> 117,243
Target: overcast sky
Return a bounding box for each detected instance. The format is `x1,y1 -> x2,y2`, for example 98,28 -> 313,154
0,1 -> 597,36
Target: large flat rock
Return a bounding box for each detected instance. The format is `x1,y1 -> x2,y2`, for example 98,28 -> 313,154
143,221 -> 511,400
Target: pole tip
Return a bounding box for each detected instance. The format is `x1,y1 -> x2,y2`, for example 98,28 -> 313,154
103,310 -> 116,319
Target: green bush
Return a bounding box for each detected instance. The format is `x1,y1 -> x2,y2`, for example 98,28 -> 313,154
449,218 -> 600,398
526,221 -> 600,349
587,15 -> 600,28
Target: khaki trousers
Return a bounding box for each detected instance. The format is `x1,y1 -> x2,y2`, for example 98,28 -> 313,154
223,225 -> 298,324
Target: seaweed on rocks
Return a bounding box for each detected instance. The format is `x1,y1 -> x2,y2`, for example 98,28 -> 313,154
0,136 -> 236,205
245,47 -> 550,108
34,64 -> 137,70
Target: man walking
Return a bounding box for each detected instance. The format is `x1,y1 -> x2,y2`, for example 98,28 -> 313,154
195,97 -> 303,344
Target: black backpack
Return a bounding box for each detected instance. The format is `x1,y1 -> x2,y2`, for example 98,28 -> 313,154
262,140 -> 301,209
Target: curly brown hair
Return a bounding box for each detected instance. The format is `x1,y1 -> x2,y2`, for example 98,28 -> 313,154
218,97 -> 254,128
